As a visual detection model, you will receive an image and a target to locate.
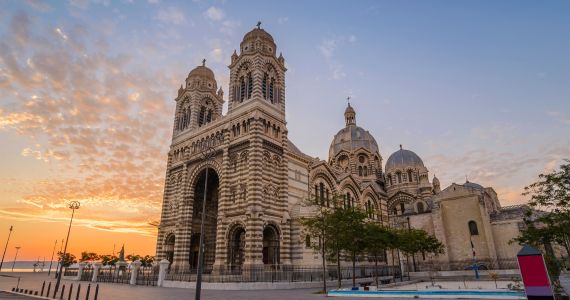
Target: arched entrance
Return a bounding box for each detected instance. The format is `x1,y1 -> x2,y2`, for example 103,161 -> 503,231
227,225 -> 246,272
262,225 -> 280,266
189,167 -> 220,272
164,234 -> 175,265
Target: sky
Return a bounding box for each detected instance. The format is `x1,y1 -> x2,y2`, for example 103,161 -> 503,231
0,0 -> 569,261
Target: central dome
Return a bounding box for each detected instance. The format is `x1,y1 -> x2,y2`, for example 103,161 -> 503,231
329,125 -> 380,158
329,103 -> 379,159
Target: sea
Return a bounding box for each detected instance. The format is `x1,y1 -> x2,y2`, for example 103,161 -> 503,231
0,261 -> 60,273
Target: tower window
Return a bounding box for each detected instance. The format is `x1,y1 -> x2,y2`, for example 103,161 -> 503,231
305,235 -> 311,248
239,76 -> 246,102
468,220 -> 479,235
269,78 -> 275,103
358,166 -> 363,176
198,106 -> 206,127
408,170 -> 413,183
247,73 -> 253,99
206,109 -> 212,123
262,73 -> 268,99
319,183 -> 325,206
400,202 -> 405,214
397,172 -> 402,183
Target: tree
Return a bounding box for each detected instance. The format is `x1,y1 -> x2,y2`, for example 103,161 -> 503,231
364,223 -> 394,287
140,255 -> 155,268
395,228 -> 444,272
99,254 -> 119,266
333,207 -> 368,288
126,254 -> 142,262
513,160 -> 570,282
79,251 -> 99,262
300,204 -> 331,294
57,252 -> 77,268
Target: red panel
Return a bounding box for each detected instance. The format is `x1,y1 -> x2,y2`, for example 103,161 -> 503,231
518,255 -> 550,286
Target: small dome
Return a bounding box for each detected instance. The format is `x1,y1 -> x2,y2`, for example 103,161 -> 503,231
242,27 -> 275,43
188,65 -> 215,80
385,146 -> 424,172
463,180 -> 484,190
329,125 -> 380,158
240,26 -> 277,55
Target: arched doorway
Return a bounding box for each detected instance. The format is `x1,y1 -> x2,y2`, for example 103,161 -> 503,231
164,234 -> 175,265
262,225 -> 280,266
228,225 -> 245,272
189,167 -> 220,273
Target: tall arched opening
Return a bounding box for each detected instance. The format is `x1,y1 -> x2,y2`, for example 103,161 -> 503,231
262,225 -> 280,267
189,167 -> 219,272
227,225 -> 246,272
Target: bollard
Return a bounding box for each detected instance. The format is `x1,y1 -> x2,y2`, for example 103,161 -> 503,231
47,282 -> 52,297
24,289 -> 28,294
68,283 -> 73,300
11,288 -> 15,292
85,284 -> 91,300
61,284 -> 66,299
75,284 -> 81,300
41,281 -> 46,296
35,291 -> 38,295
93,284 -> 99,300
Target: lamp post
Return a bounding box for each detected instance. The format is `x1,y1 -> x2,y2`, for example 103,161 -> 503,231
53,201 -> 80,298
11,247 -> 21,272
48,240 -> 57,276
195,146 -> 215,300
0,226 -> 13,272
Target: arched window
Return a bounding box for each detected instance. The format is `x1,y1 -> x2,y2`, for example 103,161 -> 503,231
400,202 -> 405,214
392,207 -> 397,215
305,235 -> 311,248
326,189 -> 330,207
319,183 -> 325,206
358,166 -> 363,176
397,172 -> 402,183
408,170 -> 413,183
269,78 -> 275,103
239,76 -> 246,102
417,202 -> 424,213
198,106 -> 206,127
247,73 -> 253,99
314,185 -> 318,204
206,109 -> 212,123
262,73 -> 268,99
363,167 -> 368,176
387,175 -> 392,185
468,221 -> 479,235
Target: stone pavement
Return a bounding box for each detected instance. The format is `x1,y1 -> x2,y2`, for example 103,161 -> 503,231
0,291 -> 38,299
560,271 -> 570,295
0,272 -> 506,300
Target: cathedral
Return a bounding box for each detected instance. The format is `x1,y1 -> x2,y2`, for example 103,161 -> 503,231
155,25 -> 527,273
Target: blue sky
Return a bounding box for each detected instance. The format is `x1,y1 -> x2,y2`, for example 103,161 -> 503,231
0,0 -> 569,259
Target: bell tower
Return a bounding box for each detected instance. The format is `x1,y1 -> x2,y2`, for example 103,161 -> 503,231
227,22 -> 287,120
173,60 -> 224,136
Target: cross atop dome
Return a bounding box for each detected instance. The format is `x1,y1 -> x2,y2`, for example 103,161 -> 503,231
256,21 -> 261,29
202,58 -> 206,66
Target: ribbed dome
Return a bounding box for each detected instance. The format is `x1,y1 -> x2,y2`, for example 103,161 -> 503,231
329,125 -> 380,159
188,65 -> 215,80
242,28 -> 275,43
385,147 -> 424,172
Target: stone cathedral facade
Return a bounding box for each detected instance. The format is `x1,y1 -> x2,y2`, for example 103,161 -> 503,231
156,26 -> 527,273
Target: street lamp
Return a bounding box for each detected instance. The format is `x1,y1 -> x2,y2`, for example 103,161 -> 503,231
195,146 -> 216,300
11,247 -> 21,272
48,239 -> 58,276
0,225 -> 14,272
53,201 -> 80,298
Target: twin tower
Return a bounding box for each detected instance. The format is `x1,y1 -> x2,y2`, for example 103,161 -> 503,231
156,25 -> 295,273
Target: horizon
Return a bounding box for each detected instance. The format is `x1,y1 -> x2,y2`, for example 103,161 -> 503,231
1,0 -> 569,261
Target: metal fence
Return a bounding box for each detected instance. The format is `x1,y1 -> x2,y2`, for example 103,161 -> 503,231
411,258 -> 519,272
63,268 -> 78,277
136,267 -> 159,286
165,264 -> 401,283
96,266 -> 131,284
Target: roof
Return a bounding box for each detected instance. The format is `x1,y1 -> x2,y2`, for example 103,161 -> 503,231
463,181 -> 484,190
188,65 -> 215,80
385,147 -> 424,172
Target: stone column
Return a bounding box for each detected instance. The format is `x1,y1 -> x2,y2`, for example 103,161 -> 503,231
76,262 -> 87,281
157,259 -> 170,287
129,260 -> 142,285
91,262 -> 102,282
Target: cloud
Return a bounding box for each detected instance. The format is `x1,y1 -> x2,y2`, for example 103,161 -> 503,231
277,17 -> 289,24
204,6 -> 224,21
318,35 -> 356,80
156,7 -> 187,25
25,0 -> 52,12
547,111 -> 570,125
0,12 -> 174,235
